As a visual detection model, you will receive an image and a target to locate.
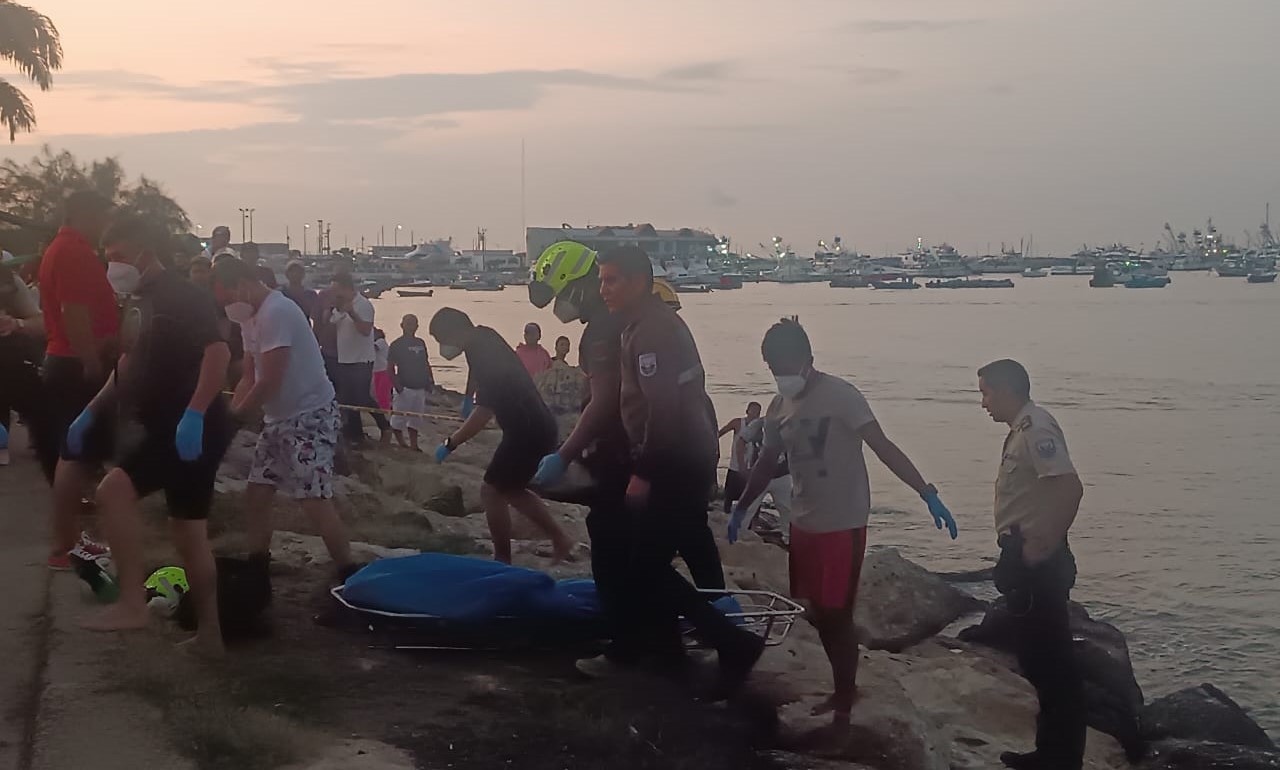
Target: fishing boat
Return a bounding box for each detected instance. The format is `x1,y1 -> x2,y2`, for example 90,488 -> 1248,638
871,276 -> 920,290
396,288 -> 435,298
1089,265 -> 1116,288
829,274 -> 868,288
1124,275 -> 1171,289
1247,270 -> 1277,284
675,283 -> 713,294
1021,267 -> 1048,278
925,277 -> 1014,289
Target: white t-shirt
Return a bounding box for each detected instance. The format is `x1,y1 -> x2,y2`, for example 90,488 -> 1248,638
763,373 -> 877,533
373,337 -> 389,373
239,290 -> 335,422
333,294 -> 376,364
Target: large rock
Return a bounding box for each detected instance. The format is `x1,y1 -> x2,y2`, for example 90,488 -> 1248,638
1140,739 -> 1280,770
960,599 -> 1147,760
1142,684 -> 1275,750
854,548 -> 984,652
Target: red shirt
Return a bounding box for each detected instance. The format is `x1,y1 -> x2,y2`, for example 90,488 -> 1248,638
515,343 -> 552,378
38,226 -> 120,357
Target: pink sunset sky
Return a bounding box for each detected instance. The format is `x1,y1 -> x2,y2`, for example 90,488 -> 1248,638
3,0 -> 1278,255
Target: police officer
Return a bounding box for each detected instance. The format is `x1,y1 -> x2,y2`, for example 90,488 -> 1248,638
979,359 -> 1086,770
595,244 -> 763,696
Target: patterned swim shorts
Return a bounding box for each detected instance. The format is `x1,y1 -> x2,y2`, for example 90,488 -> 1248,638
249,401 -> 341,499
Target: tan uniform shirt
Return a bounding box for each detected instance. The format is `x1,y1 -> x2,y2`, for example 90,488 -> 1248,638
994,401 -> 1077,536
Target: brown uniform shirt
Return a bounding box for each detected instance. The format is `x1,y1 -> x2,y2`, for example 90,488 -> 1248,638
994,400 -> 1077,536
619,293 -> 719,480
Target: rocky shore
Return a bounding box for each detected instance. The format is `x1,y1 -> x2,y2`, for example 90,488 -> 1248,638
177,391 -> 1277,770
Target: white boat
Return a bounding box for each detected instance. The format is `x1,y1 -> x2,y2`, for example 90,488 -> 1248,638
1021,267 -> 1048,278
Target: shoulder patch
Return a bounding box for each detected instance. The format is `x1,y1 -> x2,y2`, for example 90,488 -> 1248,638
1015,415 -> 1033,432
1036,438 -> 1057,459
638,352 -> 658,377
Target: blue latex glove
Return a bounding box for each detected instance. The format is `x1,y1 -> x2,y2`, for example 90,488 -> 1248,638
0,421 -> 8,449
532,453 -> 567,486
65,408 -> 95,458
727,504 -> 750,544
923,490 -> 959,539
460,396 -> 474,419
434,443 -> 452,463
175,408 -> 205,462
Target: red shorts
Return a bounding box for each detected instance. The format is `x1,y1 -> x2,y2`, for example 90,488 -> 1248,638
788,526 -> 868,610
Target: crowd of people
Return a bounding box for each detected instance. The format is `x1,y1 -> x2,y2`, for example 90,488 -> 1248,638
0,195 -> 1090,769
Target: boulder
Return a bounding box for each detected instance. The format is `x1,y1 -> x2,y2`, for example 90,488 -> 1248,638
425,486 -> 468,518
853,548 -> 984,652
1140,739 -> 1280,770
269,532 -> 417,569
1142,684 -> 1275,750
960,599 -> 1146,760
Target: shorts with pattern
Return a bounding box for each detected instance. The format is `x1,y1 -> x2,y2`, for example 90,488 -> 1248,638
249,401 -> 340,499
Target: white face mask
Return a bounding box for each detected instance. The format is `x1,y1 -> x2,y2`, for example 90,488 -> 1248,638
552,294 -> 580,323
774,374 -> 808,399
106,262 -> 141,295
224,302 -> 255,325
439,343 -> 463,360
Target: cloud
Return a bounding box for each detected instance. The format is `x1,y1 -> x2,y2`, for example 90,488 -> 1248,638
848,66 -> 907,86
708,187 -> 739,208
55,67 -> 693,125
660,60 -> 738,82
849,19 -> 982,34
247,57 -> 359,81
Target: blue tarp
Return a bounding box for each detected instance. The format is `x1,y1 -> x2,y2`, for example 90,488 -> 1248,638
342,553 -> 743,625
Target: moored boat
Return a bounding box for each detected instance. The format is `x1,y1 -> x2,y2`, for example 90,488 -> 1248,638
396,289 -> 435,298
871,276 -> 920,290
1124,275 -> 1171,289
1246,270 -> 1277,284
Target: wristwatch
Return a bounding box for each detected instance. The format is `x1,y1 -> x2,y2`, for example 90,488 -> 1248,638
443,435 -> 457,451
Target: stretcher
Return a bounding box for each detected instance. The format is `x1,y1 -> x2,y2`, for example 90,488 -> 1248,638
328,554 -> 804,652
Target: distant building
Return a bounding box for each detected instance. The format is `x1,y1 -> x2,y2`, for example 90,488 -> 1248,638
526,224 -> 718,263
457,249 -> 522,271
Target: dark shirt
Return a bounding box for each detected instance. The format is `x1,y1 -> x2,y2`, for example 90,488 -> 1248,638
313,288 -> 338,359
388,335 -> 434,390
281,285 -> 318,322
619,293 -> 719,480
118,269 -> 228,429
578,310 -> 631,470
466,325 -> 555,437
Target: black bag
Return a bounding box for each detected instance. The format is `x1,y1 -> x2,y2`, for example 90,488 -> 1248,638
175,555 -> 272,639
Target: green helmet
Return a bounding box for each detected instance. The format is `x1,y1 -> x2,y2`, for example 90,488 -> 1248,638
529,241 -> 598,309
145,566 -> 189,618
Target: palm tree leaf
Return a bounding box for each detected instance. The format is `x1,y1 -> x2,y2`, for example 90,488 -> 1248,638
0,76 -> 35,140
0,1 -> 63,90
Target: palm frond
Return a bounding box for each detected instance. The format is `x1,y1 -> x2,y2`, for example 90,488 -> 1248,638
0,76 -> 35,140
0,1 -> 63,90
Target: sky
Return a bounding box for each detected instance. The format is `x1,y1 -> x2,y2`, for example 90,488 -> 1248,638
4,0 -> 1279,256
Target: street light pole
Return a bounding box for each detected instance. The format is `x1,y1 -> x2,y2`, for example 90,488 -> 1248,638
238,208 -> 249,243
248,208 -> 256,242
395,224 -> 402,247
303,223 -> 310,255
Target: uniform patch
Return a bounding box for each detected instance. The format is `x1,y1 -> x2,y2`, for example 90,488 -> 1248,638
1016,416 -> 1033,432
638,352 -> 658,377
1036,439 -> 1057,459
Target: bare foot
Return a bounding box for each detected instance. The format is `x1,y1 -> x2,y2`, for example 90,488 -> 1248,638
810,691 -> 857,720
550,538 -> 576,565
81,603 -> 150,632
178,634 -> 226,659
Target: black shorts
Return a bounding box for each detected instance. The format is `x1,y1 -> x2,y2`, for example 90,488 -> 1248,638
484,423 -> 557,493
722,469 -> 745,511
117,415 -> 233,520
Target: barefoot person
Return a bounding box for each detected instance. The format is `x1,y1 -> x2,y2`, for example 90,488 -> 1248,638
978,359 -> 1086,770
70,218 -> 231,653
718,401 -> 761,515
732,317 -> 959,723
427,307 -> 573,564
387,313 -> 434,451
213,257 -> 354,576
